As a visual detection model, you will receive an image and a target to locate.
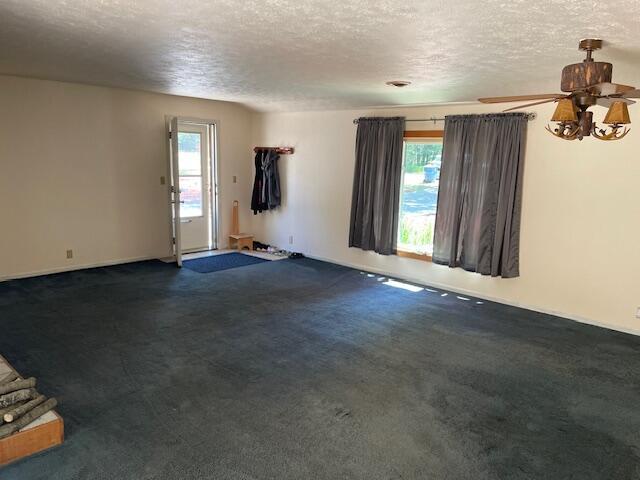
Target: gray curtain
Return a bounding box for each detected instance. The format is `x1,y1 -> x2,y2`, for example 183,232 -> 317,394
349,117 -> 405,255
433,113 -> 527,278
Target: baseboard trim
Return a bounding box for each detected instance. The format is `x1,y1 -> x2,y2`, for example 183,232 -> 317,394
0,255 -> 164,282
304,253 -> 640,338
4,251 -> 637,337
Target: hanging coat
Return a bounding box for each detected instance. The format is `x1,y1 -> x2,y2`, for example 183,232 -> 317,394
251,150 -> 266,214
261,150 -> 281,209
252,149 -> 281,214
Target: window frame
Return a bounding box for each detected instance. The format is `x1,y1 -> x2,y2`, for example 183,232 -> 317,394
177,129 -> 206,219
396,129 -> 444,263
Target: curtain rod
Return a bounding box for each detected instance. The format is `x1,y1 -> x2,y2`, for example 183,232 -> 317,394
352,112 -> 537,124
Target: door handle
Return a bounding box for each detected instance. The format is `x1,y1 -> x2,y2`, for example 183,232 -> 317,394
171,200 -> 185,204
180,219 -> 192,223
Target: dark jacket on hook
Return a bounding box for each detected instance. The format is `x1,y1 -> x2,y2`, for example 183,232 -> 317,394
251,151 -> 266,214
262,150 -> 281,209
251,149 -> 281,214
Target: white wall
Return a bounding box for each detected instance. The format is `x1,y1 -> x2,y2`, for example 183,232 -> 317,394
0,75 -> 253,279
250,104 -> 640,334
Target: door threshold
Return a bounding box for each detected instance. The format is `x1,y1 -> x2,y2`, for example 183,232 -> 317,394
181,247 -> 215,254
181,250 -> 222,261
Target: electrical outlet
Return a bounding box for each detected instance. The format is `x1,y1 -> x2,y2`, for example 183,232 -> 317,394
160,176 -> 166,185
233,175 -> 237,184
289,235 -> 294,244
66,249 -> 73,259
636,307 -> 640,319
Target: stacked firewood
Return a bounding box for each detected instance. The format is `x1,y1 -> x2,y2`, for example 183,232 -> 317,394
0,372 -> 58,439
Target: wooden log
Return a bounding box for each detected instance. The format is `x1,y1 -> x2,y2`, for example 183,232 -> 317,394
3,395 -> 46,423
0,402 -> 26,426
0,373 -> 18,386
0,389 -> 35,409
0,401 -> 26,419
0,398 -> 57,440
0,378 -> 36,396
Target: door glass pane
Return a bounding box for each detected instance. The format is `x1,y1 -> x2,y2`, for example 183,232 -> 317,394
178,132 -> 201,175
397,140 -> 443,254
179,177 -> 203,217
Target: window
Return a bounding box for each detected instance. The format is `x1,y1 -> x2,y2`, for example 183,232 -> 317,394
178,131 -> 204,217
397,131 -> 443,259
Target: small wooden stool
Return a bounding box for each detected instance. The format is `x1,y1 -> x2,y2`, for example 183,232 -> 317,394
228,200 -> 253,250
229,233 -> 254,251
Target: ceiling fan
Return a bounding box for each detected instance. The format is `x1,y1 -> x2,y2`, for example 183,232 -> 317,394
479,39 -> 639,140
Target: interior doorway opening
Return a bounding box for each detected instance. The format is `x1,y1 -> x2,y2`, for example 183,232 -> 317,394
168,117 -> 219,266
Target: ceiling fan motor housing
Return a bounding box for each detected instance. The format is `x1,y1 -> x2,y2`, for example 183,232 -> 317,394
561,62 -> 612,92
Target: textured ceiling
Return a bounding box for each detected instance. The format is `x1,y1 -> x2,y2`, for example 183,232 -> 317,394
1,0 -> 640,112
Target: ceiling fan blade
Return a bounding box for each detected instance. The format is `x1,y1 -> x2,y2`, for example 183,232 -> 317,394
478,94 -> 564,104
588,82 -> 635,96
502,98 -> 560,112
622,89 -> 640,98
596,97 -> 636,108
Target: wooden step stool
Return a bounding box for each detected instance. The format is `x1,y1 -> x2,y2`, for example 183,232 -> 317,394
228,200 -> 253,251
229,233 -> 254,251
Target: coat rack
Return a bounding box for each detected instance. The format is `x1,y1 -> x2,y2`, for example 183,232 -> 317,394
253,146 -> 295,154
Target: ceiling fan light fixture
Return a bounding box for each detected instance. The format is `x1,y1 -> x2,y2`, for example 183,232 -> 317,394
603,101 -> 631,125
550,99 -> 578,122
479,39 -> 638,142
594,101 -> 631,140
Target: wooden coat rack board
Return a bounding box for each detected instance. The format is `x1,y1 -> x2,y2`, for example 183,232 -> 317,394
253,146 -> 294,154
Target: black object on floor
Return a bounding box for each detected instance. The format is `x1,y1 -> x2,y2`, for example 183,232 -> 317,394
1,258 -> 640,479
182,252 -> 269,273
253,240 -> 271,250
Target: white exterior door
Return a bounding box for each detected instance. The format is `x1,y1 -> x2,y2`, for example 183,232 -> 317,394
177,123 -> 211,252
168,117 -> 183,267
168,118 -> 217,262
178,121 -> 218,253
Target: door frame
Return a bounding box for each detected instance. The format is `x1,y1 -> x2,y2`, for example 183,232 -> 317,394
176,122 -> 211,254
165,115 -> 220,262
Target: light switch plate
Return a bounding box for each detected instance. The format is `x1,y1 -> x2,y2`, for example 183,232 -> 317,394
66,249 -> 73,259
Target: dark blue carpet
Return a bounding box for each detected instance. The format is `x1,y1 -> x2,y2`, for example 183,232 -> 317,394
1,258 -> 640,479
182,252 -> 269,273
